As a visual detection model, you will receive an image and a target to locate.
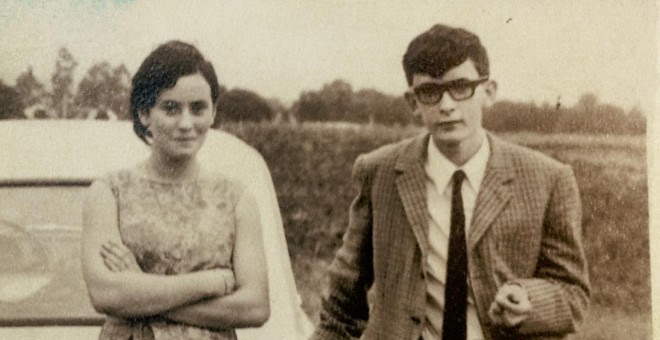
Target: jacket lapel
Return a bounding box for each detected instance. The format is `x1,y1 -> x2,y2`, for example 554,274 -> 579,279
468,134 -> 514,250
395,134 -> 431,258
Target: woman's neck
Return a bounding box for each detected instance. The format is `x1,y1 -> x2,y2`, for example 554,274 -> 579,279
145,152 -> 199,182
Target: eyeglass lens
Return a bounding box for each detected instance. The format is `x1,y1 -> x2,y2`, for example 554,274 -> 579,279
414,78 -> 487,104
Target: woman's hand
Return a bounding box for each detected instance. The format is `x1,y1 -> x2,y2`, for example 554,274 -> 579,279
100,241 -> 142,273
200,268 -> 236,297
218,268 -> 236,296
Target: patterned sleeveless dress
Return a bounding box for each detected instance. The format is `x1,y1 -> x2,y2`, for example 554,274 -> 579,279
97,167 -> 244,340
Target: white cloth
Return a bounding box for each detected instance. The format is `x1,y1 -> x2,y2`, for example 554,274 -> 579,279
198,131 -> 314,340
421,132 -> 490,340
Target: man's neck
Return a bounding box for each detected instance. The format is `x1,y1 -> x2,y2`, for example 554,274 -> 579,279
433,132 -> 485,166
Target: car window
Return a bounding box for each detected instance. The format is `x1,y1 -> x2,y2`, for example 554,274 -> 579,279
0,184 -> 103,326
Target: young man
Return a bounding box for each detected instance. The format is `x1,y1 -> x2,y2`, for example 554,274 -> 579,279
312,24 -> 590,340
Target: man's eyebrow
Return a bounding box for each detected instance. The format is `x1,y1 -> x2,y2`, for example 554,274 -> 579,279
439,77 -> 472,85
415,78 -> 472,87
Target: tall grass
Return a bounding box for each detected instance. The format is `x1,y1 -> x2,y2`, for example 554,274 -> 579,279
221,122 -> 649,338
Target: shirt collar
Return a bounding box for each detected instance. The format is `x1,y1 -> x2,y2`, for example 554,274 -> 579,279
425,131 -> 490,192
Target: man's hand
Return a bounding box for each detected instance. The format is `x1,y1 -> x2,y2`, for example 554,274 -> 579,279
487,283 -> 532,328
100,240 -> 142,272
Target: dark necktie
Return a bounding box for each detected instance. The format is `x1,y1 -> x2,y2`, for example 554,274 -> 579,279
442,170 -> 467,340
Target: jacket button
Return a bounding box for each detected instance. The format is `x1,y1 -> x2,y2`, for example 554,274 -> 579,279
410,316 -> 421,324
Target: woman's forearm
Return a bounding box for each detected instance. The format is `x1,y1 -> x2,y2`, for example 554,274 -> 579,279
89,269 -> 227,317
164,283 -> 269,329
83,181 -> 226,317
162,189 -> 270,329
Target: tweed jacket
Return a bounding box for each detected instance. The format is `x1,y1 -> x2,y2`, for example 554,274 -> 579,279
311,133 -> 590,340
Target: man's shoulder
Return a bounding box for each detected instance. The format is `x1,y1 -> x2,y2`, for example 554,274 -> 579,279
490,133 -> 570,174
356,134 -> 424,169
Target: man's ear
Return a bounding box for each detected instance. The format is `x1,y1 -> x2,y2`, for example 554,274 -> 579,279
483,80 -> 498,108
404,91 -> 418,111
404,91 -> 424,123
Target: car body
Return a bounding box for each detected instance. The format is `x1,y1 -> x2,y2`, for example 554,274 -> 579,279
0,120 -> 312,339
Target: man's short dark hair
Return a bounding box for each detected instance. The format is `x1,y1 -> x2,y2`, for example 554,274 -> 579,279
402,24 -> 489,85
130,40 -> 221,144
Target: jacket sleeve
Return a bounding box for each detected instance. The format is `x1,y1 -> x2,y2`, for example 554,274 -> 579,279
514,165 -> 591,335
311,155 -> 375,340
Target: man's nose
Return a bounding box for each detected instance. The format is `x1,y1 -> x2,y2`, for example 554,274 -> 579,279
437,91 -> 456,114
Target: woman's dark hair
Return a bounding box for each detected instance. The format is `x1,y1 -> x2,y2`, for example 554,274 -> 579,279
403,24 -> 489,85
130,40 -> 220,144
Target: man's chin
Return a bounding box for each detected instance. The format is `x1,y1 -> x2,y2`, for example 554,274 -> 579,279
431,131 -> 465,147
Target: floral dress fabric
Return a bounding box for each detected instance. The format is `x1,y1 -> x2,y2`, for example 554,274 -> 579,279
98,168 -> 244,340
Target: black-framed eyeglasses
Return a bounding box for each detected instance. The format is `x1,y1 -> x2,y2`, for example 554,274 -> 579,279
411,76 -> 489,105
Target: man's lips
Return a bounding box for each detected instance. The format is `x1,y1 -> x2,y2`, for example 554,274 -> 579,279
437,120 -> 463,127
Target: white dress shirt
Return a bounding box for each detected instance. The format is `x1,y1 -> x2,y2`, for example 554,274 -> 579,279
421,131 -> 490,340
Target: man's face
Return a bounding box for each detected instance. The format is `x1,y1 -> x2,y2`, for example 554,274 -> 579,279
408,59 -> 496,150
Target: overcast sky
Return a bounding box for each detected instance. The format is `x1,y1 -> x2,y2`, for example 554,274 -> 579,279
0,0 -> 656,112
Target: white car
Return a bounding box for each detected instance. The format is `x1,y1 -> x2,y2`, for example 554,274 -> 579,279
0,120 -> 312,339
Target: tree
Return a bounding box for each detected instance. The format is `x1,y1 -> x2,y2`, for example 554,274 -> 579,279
74,62 -> 131,120
15,67 -> 48,108
379,96 -> 411,126
292,90 -> 326,122
593,104 -> 626,134
558,93 -> 628,134
214,88 -> 274,125
626,106 -> 646,134
0,80 -> 25,119
266,97 -> 294,123
350,89 -> 379,124
558,92 -> 599,133
293,79 -> 354,122
51,47 -> 78,118
484,100 -> 524,131
319,79 -> 353,121
483,93 -> 645,135
292,79 -> 413,125
578,93 -> 598,110
352,89 -> 411,126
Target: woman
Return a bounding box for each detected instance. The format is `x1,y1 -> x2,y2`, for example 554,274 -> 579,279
81,41 -> 269,339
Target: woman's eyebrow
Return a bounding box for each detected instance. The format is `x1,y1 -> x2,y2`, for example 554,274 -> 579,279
190,100 -> 209,106
159,99 -> 180,106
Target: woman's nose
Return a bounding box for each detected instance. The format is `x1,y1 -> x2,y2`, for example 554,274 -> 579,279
178,110 -> 194,129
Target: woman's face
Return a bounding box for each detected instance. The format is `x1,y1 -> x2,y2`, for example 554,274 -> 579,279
139,73 -> 216,160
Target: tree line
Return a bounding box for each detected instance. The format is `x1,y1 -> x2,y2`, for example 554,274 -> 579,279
0,47 -> 646,135
483,94 -> 646,135
290,79 -> 646,134
0,47 -> 277,127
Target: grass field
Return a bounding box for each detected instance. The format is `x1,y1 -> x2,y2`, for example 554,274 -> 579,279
222,122 -> 650,339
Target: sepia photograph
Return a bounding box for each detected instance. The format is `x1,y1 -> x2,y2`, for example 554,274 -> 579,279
0,1 -> 655,339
